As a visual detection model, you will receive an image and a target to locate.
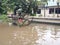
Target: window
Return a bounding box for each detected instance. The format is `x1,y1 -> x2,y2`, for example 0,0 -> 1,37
49,8 -> 54,14
37,9 -> 41,14
55,8 -> 60,14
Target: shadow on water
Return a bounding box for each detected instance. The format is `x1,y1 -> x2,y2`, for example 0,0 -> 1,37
0,23 -> 60,45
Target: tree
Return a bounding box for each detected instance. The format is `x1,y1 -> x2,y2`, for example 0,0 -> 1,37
19,0 -> 38,15
0,0 -> 38,15
0,0 -> 7,14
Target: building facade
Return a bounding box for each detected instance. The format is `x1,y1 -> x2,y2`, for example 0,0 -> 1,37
36,0 -> 60,18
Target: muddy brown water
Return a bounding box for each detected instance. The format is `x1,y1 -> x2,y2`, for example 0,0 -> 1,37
0,23 -> 60,45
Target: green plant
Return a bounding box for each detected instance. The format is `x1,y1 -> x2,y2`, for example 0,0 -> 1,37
30,14 -> 36,16
0,14 -> 9,22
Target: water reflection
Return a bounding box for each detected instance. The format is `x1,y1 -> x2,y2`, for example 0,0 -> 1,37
0,23 -> 60,45
34,24 -> 60,45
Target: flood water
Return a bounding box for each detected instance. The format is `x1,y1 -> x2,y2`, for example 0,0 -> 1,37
0,23 -> 60,45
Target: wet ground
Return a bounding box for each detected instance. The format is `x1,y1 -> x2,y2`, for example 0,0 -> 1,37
0,23 -> 60,45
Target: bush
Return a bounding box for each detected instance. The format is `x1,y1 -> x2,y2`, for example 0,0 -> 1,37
0,14 -> 8,22
30,14 -> 36,16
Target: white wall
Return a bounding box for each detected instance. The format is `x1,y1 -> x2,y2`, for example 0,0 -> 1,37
36,8 -> 60,18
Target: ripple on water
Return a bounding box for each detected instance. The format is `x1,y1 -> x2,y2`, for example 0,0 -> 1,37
34,25 -> 60,45
0,23 -> 60,45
